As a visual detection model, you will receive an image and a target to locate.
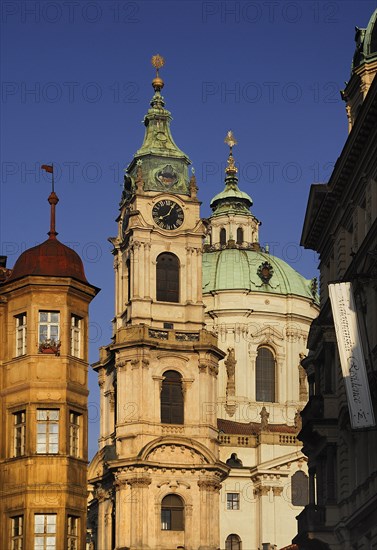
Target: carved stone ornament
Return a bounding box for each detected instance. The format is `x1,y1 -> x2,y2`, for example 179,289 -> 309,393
257,261 -> 274,284
224,402 -> 237,417
147,444 -> 207,466
175,332 -> 200,342
189,169 -> 198,199
135,159 -> 144,193
127,477 -> 152,488
116,360 -> 127,371
148,328 -> 169,340
294,409 -> 302,431
197,479 -> 222,493
260,406 -> 270,431
254,485 -> 271,497
108,391 -> 115,412
225,347 -> 236,397
94,485 -> 113,502
131,359 -> 139,369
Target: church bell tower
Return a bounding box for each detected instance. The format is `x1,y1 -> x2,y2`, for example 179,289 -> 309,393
88,56 -> 228,550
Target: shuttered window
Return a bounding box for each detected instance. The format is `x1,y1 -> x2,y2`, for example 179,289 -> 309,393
256,347 -> 276,402
161,370 -> 184,424
156,253 -> 179,303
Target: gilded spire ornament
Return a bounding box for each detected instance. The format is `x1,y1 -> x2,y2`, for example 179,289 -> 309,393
224,130 -> 238,175
224,130 -> 237,150
151,54 -> 165,92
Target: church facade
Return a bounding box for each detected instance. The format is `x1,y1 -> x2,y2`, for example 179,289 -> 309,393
87,56 -> 319,550
202,141 -> 319,549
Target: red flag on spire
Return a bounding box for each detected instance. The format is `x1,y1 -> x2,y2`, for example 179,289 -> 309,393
41,164 -> 53,173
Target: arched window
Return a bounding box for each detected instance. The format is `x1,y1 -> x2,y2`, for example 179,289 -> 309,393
236,227 -> 243,245
291,471 -> 309,506
156,253 -> 179,303
256,347 -> 276,402
161,370 -> 184,424
220,228 -> 226,246
226,534 -> 242,550
161,494 -> 184,531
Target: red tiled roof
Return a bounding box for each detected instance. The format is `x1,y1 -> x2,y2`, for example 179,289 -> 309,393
7,237 -> 88,284
217,418 -> 297,435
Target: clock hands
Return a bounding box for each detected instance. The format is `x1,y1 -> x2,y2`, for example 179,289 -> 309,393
159,204 -> 174,220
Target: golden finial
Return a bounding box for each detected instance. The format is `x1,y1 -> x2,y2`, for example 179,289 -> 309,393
224,130 -> 238,175
151,54 -> 165,92
151,54 -> 165,73
224,130 -> 237,150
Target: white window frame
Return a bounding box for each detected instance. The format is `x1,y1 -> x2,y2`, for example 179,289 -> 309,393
67,515 -> 79,550
38,311 -> 60,344
36,410 -> 59,454
34,514 -> 56,550
69,412 -> 80,458
15,313 -> 27,356
70,315 -> 81,357
226,492 -> 240,510
11,515 -> 23,550
13,411 -> 26,457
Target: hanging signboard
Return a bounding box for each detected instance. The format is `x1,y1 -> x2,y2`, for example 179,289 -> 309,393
329,282 -> 375,429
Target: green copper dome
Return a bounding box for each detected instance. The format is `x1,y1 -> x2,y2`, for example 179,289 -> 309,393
210,184 -> 253,216
202,248 -> 317,301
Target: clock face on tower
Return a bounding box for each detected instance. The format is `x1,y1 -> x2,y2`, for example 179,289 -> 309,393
152,199 -> 184,230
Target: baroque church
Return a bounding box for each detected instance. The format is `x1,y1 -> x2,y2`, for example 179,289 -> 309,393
2,7 -> 377,548
86,56 -> 319,550
0,53 -> 320,550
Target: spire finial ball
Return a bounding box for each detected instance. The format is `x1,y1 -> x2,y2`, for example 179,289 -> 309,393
151,54 -> 165,92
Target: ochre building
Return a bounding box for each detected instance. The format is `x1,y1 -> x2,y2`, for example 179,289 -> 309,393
0,192 -> 98,549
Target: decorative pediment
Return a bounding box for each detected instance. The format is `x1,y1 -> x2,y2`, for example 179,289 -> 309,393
146,444 -> 208,466
248,325 -> 284,344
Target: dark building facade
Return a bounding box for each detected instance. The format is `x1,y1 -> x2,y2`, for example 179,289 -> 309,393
295,10 -> 377,550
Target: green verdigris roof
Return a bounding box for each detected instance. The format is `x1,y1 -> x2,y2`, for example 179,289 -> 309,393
202,248 -> 317,301
352,9 -> 377,70
124,66 -> 191,196
210,185 -> 253,216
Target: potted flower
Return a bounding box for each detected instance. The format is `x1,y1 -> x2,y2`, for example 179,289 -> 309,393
38,339 -> 61,356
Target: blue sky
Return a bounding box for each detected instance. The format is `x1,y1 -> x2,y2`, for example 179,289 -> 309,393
1,0 -> 376,458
